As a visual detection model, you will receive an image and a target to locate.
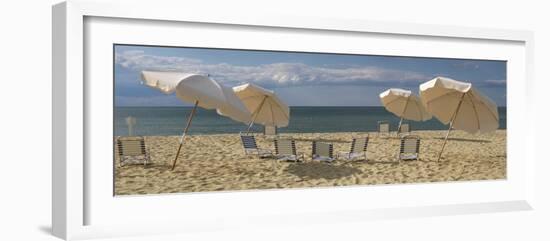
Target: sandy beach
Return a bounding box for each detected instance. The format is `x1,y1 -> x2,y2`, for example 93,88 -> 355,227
114,130 -> 506,195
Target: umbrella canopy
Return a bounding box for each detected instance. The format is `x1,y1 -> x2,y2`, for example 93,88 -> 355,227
420,76 -> 499,134
141,71 -> 251,170
141,71 -> 251,123
379,88 -> 432,122
233,83 -> 290,132
419,76 -> 499,161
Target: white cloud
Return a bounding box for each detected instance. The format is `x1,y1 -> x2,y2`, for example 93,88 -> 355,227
453,61 -> 480,69
115,95 -> 182,107
115,50 -> 431,87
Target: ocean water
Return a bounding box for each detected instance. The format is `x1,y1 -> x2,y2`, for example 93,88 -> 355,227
115,106 -> 507,136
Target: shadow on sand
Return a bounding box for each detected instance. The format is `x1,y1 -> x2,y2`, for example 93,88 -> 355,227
285,162 -> 361,179
283,137 -> 350,143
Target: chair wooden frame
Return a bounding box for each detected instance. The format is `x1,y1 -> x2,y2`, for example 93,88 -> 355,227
273,138 -> 304,162
337,136 -> 369,161
378,121 -> 390,137
116,136 -> 150,167
240,134 -> 273,158
263,125 -> 278,136
399,135 -> 420,161
398,123 -> 411,135
312,141 -> 335,163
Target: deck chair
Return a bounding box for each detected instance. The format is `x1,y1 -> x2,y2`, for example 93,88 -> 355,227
398,123 -> 411,135
337,136 -> 369,161
273,139 -> 304,162
378,121 -> 390,137
312,141 -> 335,163
264,125 -> 278,136
240,134 -> 273,158
399,135 -> 420,161
116,136 -> 150,167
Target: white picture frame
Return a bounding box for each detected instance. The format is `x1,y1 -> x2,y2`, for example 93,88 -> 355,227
52,0 -> 535,240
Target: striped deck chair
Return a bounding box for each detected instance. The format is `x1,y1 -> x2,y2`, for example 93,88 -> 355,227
264,125 -> 278,136
273,139 -> 304,162
116,136 -> 150,167
337,136 -> 369,161
312,141 -> 335,163
378,121 -> 390,137
399,135 -> 420,161
240,134 -> 273,158
398,123 -> 411,135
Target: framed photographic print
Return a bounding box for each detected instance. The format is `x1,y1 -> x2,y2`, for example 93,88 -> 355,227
52,0 -> 535,240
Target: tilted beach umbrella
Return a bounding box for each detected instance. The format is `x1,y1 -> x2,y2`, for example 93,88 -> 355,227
141,71 -> 251,170
379,88 -> 432,133
232,83 -> 290,134
419,76 -> 499,161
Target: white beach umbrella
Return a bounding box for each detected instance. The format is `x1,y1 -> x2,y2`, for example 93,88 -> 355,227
379,88 -> 432,132
419,76 -> 499,161
141,71 -> 251,170
233,83 -> 290,133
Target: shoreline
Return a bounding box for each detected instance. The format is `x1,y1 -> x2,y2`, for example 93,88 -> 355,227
115,130 -> 506,195
116,128 -> 508,137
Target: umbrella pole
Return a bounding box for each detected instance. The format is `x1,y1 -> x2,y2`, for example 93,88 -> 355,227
437,122 -> 454,162
397,95 -> 410,136
245,96 -> 268,134
437,93 -> 466,162
245,121 -> 255,134
245,113 -> 259,134
397,117 -> 403,136
171,100 -> 199,171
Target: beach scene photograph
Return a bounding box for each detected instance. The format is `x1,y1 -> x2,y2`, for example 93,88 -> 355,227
114,44 -> 506,195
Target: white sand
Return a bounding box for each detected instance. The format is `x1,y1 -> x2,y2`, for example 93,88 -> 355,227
115,130 -> 506,195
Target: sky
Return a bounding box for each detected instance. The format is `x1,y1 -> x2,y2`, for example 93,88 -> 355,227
114,44 -> 507,107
